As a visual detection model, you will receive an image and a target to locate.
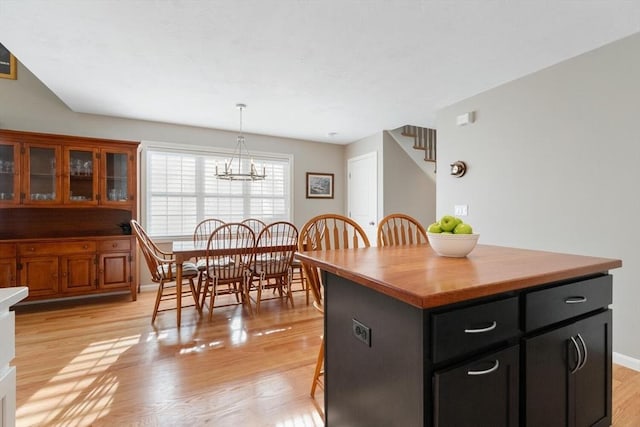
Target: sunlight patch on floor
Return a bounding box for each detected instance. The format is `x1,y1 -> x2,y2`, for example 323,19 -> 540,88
255,326 -> 291,336
275,411 -> 324,426
17,335 -> 140,426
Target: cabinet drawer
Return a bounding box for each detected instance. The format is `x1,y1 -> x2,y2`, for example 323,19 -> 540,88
525,274 -> 612,332
431,296 -> 520,364
98,239 -> 131,252
0,243 -> 16,258
18,241 -> 97,256
433,345 -> 519,427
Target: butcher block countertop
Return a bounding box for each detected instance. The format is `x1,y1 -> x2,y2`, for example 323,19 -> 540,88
296,244 -> 622,309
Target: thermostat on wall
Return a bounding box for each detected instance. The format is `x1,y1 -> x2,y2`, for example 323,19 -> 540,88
456,112 -> 475,126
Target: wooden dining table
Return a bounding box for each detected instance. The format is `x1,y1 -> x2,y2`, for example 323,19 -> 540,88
172,239 -> 297,326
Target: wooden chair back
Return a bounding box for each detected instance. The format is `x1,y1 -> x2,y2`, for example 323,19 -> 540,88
241,218 -> 268,237
131,219 -> 175,283
254,221 -> 298,277
250,221 -> 299,312
205,223 -> 256,282
298,214 -> 370,309
377,213 -> 428,247
194,218 -> 226,243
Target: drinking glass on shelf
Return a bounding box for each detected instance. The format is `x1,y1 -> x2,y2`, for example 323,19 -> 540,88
72,159 -> 82,175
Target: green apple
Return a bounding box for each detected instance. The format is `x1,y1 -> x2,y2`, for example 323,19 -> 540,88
427,222 -> 442,233
441,231 -> 453,234
439,215 -> 457,232
453,223 -> 473,234
454,217 -> 463,227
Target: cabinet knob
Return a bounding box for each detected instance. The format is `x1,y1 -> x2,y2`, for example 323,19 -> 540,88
83,244 -> 89,249
112,243 -> 118,248
28,247 -> 35,252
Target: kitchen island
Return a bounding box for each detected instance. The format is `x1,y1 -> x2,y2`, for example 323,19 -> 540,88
296,244 -> 622,427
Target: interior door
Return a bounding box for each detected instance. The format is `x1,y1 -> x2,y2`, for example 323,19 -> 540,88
347,152 -> 378,245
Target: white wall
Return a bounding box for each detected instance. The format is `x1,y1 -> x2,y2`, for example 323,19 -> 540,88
382,131 -> 436,227
436,32 -> 640,362
0,61 -> 346,229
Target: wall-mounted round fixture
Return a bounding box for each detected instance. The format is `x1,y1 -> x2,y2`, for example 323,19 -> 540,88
450,161 -> 467,177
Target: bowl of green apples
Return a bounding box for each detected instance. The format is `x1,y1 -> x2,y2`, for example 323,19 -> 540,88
426,215 -> 479,257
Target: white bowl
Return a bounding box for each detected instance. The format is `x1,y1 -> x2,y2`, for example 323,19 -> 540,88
427,232 -> 480,257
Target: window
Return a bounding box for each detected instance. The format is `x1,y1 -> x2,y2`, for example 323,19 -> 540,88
144,146 -> 291,237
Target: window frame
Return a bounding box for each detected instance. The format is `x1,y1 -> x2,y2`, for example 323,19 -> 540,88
140,140 -> 294,240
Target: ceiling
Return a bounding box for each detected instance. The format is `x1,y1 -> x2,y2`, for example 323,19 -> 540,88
1,1 -> 639,144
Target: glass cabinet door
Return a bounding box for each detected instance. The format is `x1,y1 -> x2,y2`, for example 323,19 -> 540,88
0,142 -> 19,205
24,144 -> 61,204
102,150 -> 132,205
65,147 -> 98,204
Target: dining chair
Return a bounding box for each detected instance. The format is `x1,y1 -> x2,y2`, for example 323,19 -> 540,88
194,218 -> 226,243
376,213 -> 428,247
193,218 -> 226,298
200,223 -> 256,320
130,219 -> 201,326
298,213 -> 371,398
248,221 -> 298,313
241,218 -> 268,236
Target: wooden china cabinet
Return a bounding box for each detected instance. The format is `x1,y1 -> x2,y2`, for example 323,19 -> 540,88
0,129 -> 139,302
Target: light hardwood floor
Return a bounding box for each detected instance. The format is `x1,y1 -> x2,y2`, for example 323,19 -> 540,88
11,289 -> 640,426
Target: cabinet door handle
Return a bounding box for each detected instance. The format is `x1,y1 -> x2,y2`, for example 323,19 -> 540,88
569,336 -> 582,374
464,321 -> 497,334
467,360 -> 500,376
564,296 -> 587,304
576,333 -> 588,370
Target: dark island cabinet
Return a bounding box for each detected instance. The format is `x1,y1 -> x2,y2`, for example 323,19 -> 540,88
324,272 -> 613,427
434,345 -> 520,427
525,310 -> 612,427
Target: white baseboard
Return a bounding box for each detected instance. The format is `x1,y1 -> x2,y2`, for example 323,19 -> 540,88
138,283 -> 159,293
613,352 -> 640,371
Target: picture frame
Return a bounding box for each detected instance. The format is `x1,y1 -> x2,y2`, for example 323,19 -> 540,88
306,172 -> 334,199
0,43 -> 17,80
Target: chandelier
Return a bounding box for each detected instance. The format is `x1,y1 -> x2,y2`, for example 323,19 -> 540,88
215,103 -> 267,181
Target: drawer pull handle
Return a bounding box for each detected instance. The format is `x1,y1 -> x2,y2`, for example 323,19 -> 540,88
565,296 -> 587,304
464,321 -> 497,334
467,360 -> 499,376
576,333 -> 588,370
569,336 -> 582,374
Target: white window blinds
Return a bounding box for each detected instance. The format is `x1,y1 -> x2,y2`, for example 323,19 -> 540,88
145,148 -> 291,237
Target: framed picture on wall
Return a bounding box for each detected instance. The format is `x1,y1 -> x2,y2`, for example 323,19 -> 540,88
0,43 -> 17,80
306,172 -> 334,199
